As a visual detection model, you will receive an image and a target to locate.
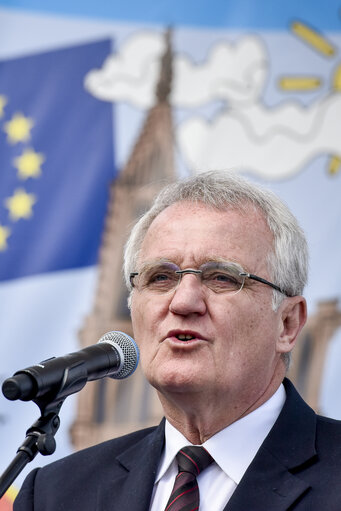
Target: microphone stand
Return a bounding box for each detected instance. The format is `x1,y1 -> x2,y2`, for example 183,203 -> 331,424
0,407 -> 61,498
0,363 -> 89,499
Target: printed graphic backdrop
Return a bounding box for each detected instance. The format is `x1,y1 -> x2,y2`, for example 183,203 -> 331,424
0,0 -> 341,501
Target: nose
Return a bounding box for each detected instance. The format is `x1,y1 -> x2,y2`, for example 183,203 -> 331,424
169,273 -> 207,316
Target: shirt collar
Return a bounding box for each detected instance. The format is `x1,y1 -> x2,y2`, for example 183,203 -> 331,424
155,384 -> 286,484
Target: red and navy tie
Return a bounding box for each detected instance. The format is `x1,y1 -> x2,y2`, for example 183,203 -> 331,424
164,445 -> 214,511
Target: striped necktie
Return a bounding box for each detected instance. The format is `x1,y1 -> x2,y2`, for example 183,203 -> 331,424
164,445 -> 214,511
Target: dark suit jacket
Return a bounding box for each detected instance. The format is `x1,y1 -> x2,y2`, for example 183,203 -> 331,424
14,379 -> 341,510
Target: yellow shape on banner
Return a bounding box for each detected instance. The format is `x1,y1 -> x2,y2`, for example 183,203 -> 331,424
328,155 -> 341,175
4,113 -> 34,144
5,188 -> 36,221
328,67 -> 341,175
279,77 -> 321,91
14,148 -> 45,179
0,225 -> 10,251
0,485 -> 19,509
6,485 -> 18,501
291,21 -> 335,56
332,64 -> 341,91
0,95 -> 7,117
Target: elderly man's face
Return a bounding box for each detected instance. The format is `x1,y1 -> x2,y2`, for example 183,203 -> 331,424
130,201 -> 289,408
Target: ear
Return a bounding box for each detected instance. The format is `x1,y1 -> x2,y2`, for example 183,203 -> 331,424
276,296 -> 307,354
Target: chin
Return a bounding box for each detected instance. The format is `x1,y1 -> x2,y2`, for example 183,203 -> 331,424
149,367 -> 204,394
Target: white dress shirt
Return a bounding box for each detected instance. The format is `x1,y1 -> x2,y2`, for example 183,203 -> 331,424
149,384 -> 286,511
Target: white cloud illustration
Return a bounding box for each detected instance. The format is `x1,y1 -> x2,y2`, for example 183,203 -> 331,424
178,92 -> 341,179
85,30 -> 341,180
85,32 -> 165,109
85,32 -> 267,108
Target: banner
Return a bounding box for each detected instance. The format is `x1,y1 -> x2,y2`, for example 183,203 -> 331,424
0,1 -> 340,505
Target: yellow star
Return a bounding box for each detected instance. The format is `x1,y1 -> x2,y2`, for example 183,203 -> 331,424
0,95 -> 7,118
5,189 -> 37,221
0,224 -> 11,251
3,113 -> 34,144
13,148 -> 45,179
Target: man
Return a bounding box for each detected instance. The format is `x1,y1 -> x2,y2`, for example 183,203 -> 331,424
14,171 -> 341,510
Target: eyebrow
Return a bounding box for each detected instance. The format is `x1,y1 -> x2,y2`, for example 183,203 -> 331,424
136,258 -> 247,273
136,258 -> 176,272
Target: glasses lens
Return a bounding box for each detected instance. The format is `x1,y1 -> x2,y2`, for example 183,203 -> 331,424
137,262 -> 180,292
201,262 -> 245,293
134,261 -> 246,294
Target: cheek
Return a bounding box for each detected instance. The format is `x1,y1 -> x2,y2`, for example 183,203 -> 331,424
130,294 -> 165,356
131,289 -> 170,320
233,306 -> 279,369
130,304 -> 152,371
130,297 -> 143,333
214,299 -> 275,357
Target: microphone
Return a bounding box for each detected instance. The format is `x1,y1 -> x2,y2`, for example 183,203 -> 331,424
2,331 -> 139,403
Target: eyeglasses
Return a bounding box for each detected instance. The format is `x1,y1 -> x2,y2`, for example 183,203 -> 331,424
130,260 -> 290,296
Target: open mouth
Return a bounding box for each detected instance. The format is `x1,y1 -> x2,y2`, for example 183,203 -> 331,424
175,334 -> 196,341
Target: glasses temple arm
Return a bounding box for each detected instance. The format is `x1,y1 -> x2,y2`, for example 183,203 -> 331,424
239,272 -> 290,297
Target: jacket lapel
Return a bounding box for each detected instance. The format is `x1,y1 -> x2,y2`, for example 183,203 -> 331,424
224,379 -> 316,511
223,444 -> 311,510
96,420 -> 165,511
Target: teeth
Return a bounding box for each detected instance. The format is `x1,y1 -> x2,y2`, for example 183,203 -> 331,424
177,334 -> 195,341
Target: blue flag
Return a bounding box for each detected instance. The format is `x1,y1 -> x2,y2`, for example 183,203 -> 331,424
0,39 -> 115,281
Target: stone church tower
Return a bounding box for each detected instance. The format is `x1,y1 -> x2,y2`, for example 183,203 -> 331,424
288,299 -> 341,413
71,30 -> 175,450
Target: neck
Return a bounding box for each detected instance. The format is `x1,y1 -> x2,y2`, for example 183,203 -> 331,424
157,371 -> 285,444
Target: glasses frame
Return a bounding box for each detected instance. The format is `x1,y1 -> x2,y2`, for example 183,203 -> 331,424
238,272 -> 289,296
129,262 -> 290,297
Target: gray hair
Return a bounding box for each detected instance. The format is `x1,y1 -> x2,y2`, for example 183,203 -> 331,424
124,170 -> 308,311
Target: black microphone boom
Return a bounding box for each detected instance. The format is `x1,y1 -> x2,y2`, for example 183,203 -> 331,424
2,331 -> 139,403
0,332 -> 139,497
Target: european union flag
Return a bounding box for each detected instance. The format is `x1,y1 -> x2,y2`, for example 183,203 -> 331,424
0,39 -> 115,281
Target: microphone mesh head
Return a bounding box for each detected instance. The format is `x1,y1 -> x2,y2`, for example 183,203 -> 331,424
98,331 -> 139,379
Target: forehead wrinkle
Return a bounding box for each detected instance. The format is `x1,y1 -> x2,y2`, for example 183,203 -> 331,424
136,255 -> 249,273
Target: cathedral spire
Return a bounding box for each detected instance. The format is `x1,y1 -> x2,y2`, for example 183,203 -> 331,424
72,29 -> 176,450
156,28 -> 173,104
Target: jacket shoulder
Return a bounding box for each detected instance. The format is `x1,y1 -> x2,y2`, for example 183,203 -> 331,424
14,425 -> 160,511
316,414 -> 341,457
